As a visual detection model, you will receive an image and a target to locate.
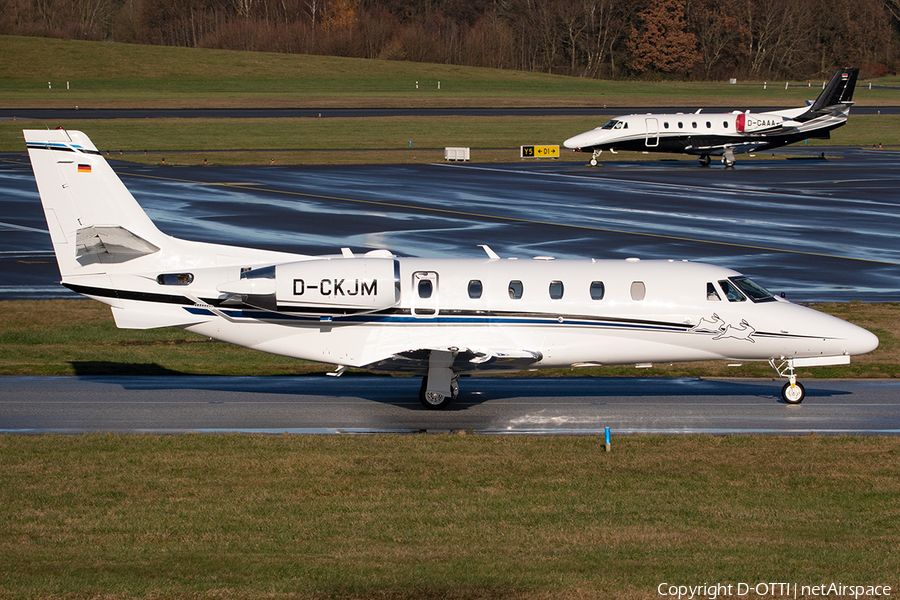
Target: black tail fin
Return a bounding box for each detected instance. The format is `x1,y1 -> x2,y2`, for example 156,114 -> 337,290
808,68 -> 858,112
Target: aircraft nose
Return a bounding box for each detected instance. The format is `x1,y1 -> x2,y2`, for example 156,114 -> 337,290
563,133 -> 589,149
847,324 -> 879,356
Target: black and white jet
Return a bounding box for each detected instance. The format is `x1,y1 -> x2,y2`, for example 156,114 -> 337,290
564,68 -> 858,167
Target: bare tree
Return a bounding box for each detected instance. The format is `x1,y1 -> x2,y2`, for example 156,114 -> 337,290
687,0 -> 743,79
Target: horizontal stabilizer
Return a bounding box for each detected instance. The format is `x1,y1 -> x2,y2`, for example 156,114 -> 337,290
76,226 -> 160,258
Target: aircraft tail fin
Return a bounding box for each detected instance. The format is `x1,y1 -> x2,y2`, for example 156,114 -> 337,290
799,68 -> 858,119
25,129 -> 167,282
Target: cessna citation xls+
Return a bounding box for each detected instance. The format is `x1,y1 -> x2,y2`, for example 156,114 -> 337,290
26,129 -> 878,408
564,67 -> 858,167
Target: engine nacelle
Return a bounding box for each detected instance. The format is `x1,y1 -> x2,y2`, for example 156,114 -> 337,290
221,257 -> 400,315
735,113 -> 784,133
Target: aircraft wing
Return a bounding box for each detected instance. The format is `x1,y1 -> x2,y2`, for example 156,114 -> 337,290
685,140 -> 771,156
364,347 -> 543,375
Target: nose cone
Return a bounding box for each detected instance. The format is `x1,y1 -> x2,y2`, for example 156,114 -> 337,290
563,131 -> 594,150
815,310 -> 879,357
847,323 -> 880,356
769,302 -> 879,359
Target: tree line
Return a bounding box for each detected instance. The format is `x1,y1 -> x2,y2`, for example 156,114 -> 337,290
2,0 -> 898,80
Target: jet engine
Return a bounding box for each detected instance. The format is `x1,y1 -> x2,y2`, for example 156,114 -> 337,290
735,113 -> 785,133
217,257 -> 400,315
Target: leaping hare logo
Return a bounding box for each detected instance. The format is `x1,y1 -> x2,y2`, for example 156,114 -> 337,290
689,313 -> 726,334
712,319 -> 756,343
690,314 -> 756,343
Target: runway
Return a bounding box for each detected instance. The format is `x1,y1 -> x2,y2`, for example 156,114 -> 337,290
3,376 -> 899,435
2,146 -> 900,301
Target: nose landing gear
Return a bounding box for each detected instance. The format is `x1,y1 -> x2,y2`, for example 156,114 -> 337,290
769,358 -> 806,404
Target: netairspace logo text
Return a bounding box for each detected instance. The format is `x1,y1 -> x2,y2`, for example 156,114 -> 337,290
657,582 -> 892,599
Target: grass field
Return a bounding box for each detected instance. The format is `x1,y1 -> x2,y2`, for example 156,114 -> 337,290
1,434 -> 899,599
1,299 -> 897,378
3,35 -> 898,110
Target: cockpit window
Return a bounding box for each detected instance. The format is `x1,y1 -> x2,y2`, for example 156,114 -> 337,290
718,279 -> 746,302
729,276 -> 776,303
706,282 -> 721,301
599,119 -> 620,130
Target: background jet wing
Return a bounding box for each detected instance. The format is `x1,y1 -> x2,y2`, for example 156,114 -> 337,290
686,141 -> 770,156
364,347 -> 542,375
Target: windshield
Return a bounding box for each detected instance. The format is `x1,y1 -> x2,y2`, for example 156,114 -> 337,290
729,276 -> 776,303
599,119 -> 620,130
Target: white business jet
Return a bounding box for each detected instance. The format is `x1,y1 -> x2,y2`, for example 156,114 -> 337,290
26,129 -> 877,408
564,68 -> 858,167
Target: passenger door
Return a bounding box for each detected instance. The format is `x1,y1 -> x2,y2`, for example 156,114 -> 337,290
412,271 -> 439,317
645,118 -> 659,147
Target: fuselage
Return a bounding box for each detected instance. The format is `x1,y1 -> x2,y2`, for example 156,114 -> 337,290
72,249 -> 877,374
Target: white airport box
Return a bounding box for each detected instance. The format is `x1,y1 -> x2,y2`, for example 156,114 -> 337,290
444,147 -> 470,161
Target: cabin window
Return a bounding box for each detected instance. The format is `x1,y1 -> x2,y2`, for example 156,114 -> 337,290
706,121 -> 712,128
707,282 -> 721,301
508,280 -> 524,300
157,273 -> 193,286
468,280 -> 483,299
718,279 -> 746,302
723,121 -> 729,128
418,279 -> 433,299
663,122 -> 669,129
630,281 -> 646,301
692,122 -> 697,129
730,276 -> 777,303
590,281 -> 605,300
549,281 -> 564,300
678,122 -> 683,128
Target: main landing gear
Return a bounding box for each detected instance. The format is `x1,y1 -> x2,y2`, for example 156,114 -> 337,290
769,358 -> 807,404
419,374 -> 459,409
418,349 -> 460,409
721,148 -> 736,168
698,154 -> 711,166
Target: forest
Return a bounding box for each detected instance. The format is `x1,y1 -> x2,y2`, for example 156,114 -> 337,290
2,0 -> 899,80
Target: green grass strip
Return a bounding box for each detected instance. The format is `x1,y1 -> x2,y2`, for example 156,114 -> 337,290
1,434 -> 898,599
